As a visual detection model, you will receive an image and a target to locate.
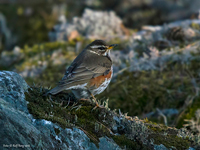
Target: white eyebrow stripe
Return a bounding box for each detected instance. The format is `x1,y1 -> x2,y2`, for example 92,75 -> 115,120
89,50 -> 100,55
90,45 -> 107,49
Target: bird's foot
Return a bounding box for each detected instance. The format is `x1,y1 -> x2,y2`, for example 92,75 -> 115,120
91,94 -> 104,110
92,101 -> 104,110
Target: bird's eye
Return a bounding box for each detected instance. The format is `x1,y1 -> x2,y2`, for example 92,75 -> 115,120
99,47 -> 105,50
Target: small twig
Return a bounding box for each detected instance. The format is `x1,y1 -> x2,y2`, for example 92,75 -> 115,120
48,95 -> 64,105
175,95 -> 195,126
75,104 -> 83,111
184,69 -> 197,94
64,98 -> 71,108
49,95 -> 52,101
69,102 -> 78,111
96,121 -> 114,135
113,67 -> 129,78
156,108 -> 168,126
78,127 -> 98,142
119,109 -> 122,117
59,101 -> 63,107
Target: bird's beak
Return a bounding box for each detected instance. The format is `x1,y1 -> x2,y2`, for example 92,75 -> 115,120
107,44 -> 118,50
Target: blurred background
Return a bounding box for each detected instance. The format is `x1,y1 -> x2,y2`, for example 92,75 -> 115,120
1,0 -> 200,133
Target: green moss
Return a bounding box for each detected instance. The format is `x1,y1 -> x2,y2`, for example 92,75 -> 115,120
101,58 -> 200,126
22,42 -> 76,56
147,123 -> 192,149
177,97 -> 200,128
25,86 -> 119,146
149,134 -> 190,149
0,3 -> 56,46
190,23 -> 200,30
25,86 -> 196,148
26,86 -> 74,128
113,135 -> 151,150
148,126 -> 163,133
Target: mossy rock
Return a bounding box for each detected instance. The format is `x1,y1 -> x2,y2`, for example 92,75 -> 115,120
25,86 -> 196,149
25,86 -> 145,148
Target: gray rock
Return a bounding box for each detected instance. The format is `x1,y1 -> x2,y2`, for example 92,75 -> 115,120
154,144 -> 168,150
49,8 -> 127,41
0,71 -> 121,150
0,71 -> 29,113
110,19 -> 200,75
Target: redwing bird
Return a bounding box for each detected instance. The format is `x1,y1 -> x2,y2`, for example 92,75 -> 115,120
48,40 -> 117,108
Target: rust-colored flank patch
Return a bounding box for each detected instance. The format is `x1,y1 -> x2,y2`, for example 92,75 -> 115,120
89,70 -> 112,88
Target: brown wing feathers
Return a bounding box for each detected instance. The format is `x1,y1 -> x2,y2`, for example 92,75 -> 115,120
48,47 -> 112,95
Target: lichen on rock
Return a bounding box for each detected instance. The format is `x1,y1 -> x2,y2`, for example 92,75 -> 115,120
24,82 -> 197,149
0,71 -> 199,149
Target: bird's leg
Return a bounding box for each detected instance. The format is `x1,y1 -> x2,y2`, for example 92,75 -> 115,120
91,94 -> 104,110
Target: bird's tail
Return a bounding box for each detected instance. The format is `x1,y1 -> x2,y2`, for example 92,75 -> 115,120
45,86 -> 64,96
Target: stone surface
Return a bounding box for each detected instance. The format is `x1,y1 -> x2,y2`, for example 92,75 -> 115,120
0,71 -> 29,113
49,9 -> 129,41
0,71 -> 121,150
109,19 -> 200,76
0,71 -> 198,149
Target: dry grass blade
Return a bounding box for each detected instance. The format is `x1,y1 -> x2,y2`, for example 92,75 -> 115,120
69,102 -> 79,111
75,104 -> 82,111
96,120 -> 114,135
64,98 -> 71,108
78,127 -> 98,142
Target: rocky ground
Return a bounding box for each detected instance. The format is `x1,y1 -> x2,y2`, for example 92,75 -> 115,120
0,70 -> 199,150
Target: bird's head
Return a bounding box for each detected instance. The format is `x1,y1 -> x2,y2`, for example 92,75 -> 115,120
87,40 -> 117,56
